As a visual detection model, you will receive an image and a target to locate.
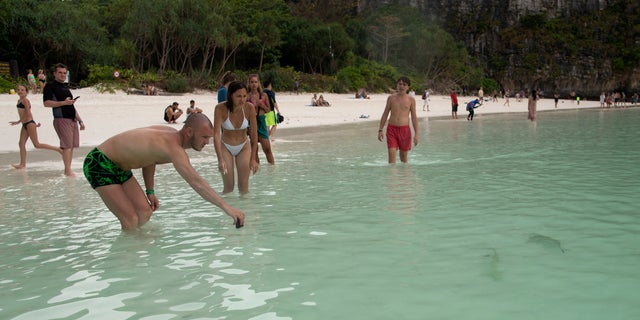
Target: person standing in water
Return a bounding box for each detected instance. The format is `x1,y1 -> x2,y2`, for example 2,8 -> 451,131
527,89 -> 538,122
83,113 -> 245,230
43,63 -> 85,177
450,89 -> 459,119
213,80 -> 259,194
263,80 -> 281,140
377,76 -> 419,163
247,74 -> 275,165
9,84 -> 62,169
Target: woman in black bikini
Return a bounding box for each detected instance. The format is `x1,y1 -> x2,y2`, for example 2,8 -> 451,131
9,84 -> 62,169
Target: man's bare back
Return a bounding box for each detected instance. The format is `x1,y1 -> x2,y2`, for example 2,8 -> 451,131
98,126 -> 181,171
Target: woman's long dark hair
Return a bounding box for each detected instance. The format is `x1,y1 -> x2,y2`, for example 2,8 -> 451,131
225,80 -> 247,112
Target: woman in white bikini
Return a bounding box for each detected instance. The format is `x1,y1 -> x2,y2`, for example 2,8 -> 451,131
213,80 -> 259,194
9,84 -> 62,169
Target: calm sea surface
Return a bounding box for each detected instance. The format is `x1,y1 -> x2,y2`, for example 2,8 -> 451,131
1,108 -> 639,319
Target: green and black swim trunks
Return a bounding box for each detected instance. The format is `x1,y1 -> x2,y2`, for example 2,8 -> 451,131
83,147 -> 133,189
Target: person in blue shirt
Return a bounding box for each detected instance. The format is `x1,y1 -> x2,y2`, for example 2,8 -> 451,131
217,71 -> 236,103
466,98 -> 481,121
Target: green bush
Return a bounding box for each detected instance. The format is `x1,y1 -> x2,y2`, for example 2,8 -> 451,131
334,58 -> 399,93
82,64 -> 119,86
164,76 -> 190,93
0,75 -> 18,94
260,66 -> 298,91
336,66 -> 366,92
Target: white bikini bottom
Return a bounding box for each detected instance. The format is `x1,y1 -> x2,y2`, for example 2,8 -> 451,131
223,139 -> 247,156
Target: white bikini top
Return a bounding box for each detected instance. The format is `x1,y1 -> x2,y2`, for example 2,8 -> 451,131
222,106 -> 249,130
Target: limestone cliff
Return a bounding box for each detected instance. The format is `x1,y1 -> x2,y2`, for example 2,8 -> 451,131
358,0 -> 639,98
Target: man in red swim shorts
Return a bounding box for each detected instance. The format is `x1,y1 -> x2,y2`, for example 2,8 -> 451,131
377,76 -> 419,163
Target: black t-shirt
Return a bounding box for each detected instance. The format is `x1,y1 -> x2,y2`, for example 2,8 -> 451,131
43,81 -> 76,119
264,89 -> 276,112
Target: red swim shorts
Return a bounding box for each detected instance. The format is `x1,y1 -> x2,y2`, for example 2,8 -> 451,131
386,124 -> 412,151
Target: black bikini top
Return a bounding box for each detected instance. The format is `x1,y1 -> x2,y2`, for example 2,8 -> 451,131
17,101 -> 25,109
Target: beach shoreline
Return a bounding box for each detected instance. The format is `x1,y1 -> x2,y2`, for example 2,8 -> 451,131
0,87 -> 612,169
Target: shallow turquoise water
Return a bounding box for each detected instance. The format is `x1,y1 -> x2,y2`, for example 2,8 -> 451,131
1,108 -> 639,319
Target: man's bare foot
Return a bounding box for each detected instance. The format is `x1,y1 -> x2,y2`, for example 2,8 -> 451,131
12,164 -> 25,169
65,171 -> 76,177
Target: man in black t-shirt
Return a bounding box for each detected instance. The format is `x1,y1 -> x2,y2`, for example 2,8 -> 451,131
43,63 -> 85,177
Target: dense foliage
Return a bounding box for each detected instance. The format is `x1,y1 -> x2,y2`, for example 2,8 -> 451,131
0,0 -> 471,93
0,0 -> 637,95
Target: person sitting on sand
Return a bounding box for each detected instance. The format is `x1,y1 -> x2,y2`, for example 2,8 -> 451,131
356,89 -> 370,99
317,95 -> 331,107
164,102 -> 183,123
311,93 -> 319,106
145,83 -> 158,96
186,100 -> 203,115
10,84 -> 63,169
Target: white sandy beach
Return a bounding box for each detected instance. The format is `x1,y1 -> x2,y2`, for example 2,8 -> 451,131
1,87 -> 602,165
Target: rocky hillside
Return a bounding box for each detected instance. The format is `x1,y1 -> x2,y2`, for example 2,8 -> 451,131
359,0 -> 639,98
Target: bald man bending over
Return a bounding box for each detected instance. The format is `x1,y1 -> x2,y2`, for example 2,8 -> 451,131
83,113 -> 244,230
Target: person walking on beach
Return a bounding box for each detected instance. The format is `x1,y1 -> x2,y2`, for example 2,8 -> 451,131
263,80 -> 281,140
37,69 -> 46,93
27,69 -> 37,94
503,89 -> 510,107
83,113 -> 245,230
247,74 -> 275,165
527,89 -> 537,122
213,80 -> 259,194
450,89 -> 459,119
554,92 -> 560,108
378,76 -> 419,164
10,84 -> 62,169
422,89 -> 430,111
43,63 -> 85,177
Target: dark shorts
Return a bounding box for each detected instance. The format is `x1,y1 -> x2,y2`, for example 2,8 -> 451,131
386,124 -> 412,151
83,148 -> 133,189
452,103 -> 459,112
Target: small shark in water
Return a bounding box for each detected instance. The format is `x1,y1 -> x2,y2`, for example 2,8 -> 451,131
528,233 -> 566,253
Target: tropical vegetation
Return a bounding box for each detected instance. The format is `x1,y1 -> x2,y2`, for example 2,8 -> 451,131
0,0 -> 637,96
